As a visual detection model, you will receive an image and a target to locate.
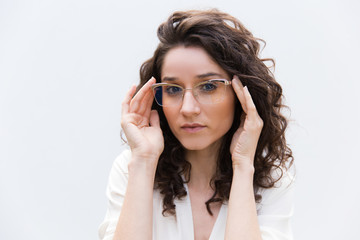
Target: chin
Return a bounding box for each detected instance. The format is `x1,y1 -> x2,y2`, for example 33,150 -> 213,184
178,136 -> 220,152
182,144 -> 207,151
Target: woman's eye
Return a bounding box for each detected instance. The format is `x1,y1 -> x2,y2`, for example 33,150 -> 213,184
165,86 -> 182,95
199,82 -> 217,92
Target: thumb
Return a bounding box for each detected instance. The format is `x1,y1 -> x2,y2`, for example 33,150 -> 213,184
149,110 -> 160,128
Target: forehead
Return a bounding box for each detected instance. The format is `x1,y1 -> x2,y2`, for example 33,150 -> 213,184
161,46 -> 229,83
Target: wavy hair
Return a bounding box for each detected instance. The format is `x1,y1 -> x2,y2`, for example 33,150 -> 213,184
135,9 -> 294,216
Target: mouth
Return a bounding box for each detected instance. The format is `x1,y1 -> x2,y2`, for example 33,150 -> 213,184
180,123 -> 206,133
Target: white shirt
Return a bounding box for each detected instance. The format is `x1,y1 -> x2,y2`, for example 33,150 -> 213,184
98,149 -> 295,240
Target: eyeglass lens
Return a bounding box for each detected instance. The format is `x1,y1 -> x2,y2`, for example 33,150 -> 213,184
153,80 -> 227,107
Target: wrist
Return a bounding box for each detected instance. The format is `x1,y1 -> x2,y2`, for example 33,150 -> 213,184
232,161 -> 255,175
128,155 -> 159,174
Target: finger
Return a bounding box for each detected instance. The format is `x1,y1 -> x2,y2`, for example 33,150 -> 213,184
130,77 -> 156,112
149,110 -> 160,128
121,84 -> 137,116
139,89 -> 154,119
232,76 -> 248,113
144,90 -> 155,119
138,77 -> 156,117
243,86 -> 261,122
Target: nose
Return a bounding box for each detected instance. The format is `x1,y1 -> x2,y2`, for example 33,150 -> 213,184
180,90 -> 201,116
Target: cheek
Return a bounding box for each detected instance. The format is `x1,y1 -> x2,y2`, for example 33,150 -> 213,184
218,95 -> 236,130
163,108 -> 177,130
203,94 -> 235,133
214,103 -> 235,129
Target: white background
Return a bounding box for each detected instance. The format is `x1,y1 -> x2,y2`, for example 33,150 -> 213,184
1,0 -> 359,239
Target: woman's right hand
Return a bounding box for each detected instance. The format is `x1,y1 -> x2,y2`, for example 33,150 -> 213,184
121,77 -> 164,163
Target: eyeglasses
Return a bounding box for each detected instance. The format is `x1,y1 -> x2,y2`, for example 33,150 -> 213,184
151,79 -> 232,107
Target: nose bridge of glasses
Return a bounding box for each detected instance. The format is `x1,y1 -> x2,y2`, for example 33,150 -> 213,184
181,87 -> 196,100
182,87 -> 199,98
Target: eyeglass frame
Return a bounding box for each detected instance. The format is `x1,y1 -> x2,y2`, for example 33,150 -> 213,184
151,79 -> 232,107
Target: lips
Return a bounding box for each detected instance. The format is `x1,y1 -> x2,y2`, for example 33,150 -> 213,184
180,123 -> 206,133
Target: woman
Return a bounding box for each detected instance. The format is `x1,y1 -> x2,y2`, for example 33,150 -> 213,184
99,9 -> 294,240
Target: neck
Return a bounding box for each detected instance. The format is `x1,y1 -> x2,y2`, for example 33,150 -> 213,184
185,141 -> 221,190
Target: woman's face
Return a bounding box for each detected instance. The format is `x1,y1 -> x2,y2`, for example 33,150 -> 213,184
160,46 -> 236,151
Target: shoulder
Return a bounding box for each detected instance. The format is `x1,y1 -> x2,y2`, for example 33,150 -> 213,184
255,167 -> 295,238
106,148 -> 132,193
111,148 -> 132,174
98,148 -> 132,240
256,167 -> 295,212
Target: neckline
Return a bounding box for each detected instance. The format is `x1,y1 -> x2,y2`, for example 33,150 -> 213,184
182,182 -> 225,240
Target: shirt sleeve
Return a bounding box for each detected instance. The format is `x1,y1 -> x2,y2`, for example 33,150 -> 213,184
257,169 -> 295,240
98,149 -> 131,240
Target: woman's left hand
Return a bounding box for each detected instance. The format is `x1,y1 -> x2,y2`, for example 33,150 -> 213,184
230,76 -> 264,169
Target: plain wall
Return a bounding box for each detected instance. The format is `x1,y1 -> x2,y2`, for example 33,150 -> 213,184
1,0 -> 359,239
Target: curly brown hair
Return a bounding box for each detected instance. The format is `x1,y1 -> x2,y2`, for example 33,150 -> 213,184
135,9 -> 294,216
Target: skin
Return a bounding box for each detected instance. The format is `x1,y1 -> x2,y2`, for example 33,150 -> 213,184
114,46 -> 263,240
161,46 -> 235,153
161,47 -> 236,239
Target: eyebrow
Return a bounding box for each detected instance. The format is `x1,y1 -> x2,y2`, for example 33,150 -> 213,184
162,72 -> 225,82
197,72 -> 225,79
